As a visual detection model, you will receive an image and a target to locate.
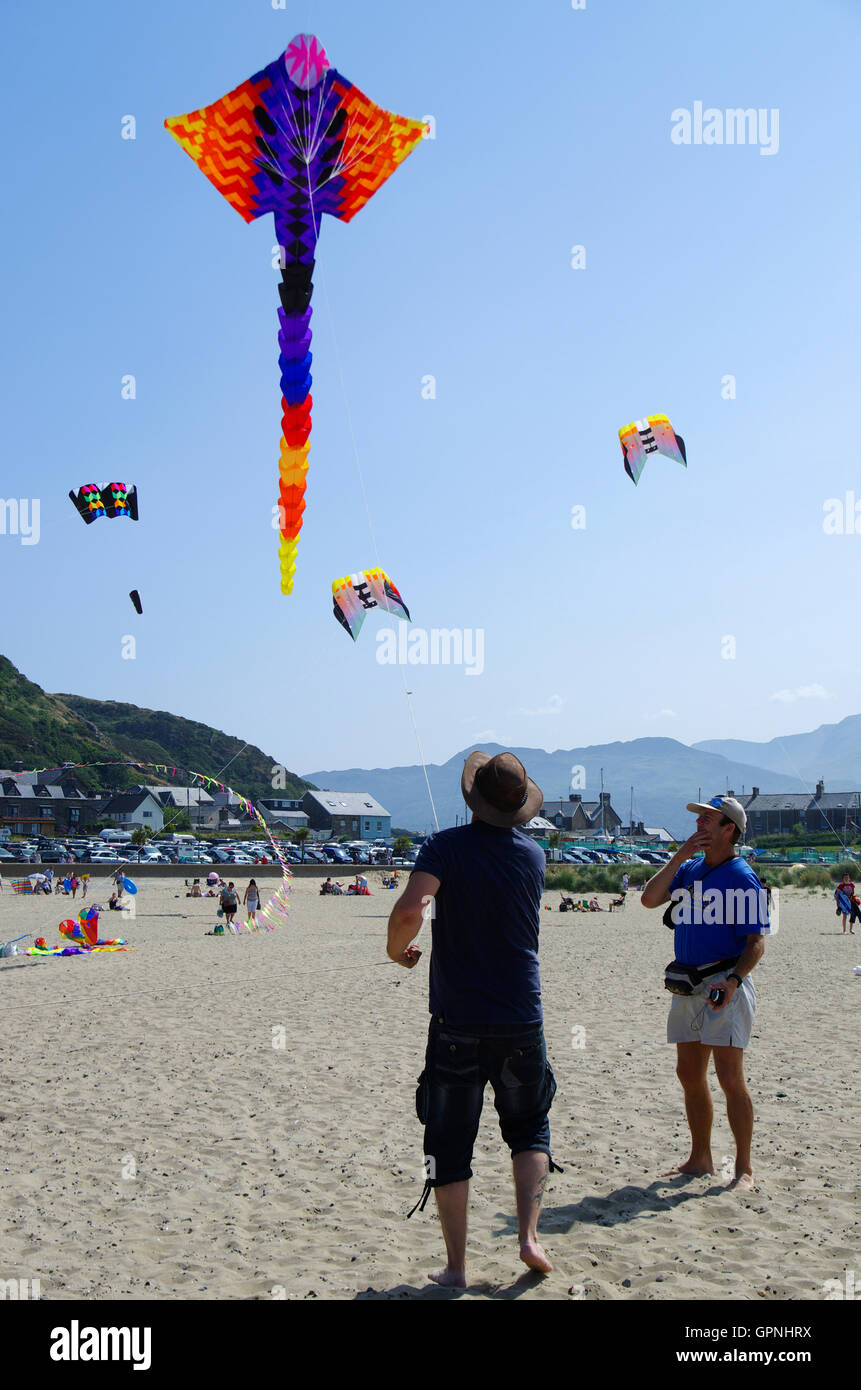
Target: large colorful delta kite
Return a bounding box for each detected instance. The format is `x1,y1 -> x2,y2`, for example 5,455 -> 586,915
69,483 -> 139,523
165,34 -> 426,594
332,568 -> 410,641
9,761 -> 292,930
619,415 -> 687,485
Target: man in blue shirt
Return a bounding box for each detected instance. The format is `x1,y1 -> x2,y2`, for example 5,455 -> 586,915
387,751 -> 559,1287
642,796 -> 769,1190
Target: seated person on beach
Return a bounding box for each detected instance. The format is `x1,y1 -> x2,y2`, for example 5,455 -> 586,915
108,891 -> 121,910
320,877 -> 333,895
588,897 -> 601,911
187,881 -> 202,898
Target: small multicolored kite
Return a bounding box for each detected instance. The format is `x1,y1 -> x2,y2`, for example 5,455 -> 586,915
332,568 -> 410,641
619,415 -> 687,485
69,483 -> 139,523
166,33 -> 426,594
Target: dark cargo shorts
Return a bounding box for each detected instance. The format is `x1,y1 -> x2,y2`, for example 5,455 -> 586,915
415,1015 -> 558,1189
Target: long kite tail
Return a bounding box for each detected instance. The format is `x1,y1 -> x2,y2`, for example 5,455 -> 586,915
275,240 -> 315,595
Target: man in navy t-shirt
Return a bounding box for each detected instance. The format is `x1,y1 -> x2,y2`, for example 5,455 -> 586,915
642,796 -> 769,1190
387,751 -> 560,1287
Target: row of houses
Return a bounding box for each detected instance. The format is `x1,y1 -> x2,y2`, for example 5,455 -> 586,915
0,771 -> 393,841
535,793 -> 673,844
725,783 -> 860,838
531,782 -> 860,843
2,767 -> 857,843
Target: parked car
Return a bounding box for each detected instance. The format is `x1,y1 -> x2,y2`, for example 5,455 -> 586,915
323,847 -> 349,864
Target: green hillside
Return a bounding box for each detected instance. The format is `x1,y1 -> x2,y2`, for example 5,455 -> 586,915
0,655 -> 311,800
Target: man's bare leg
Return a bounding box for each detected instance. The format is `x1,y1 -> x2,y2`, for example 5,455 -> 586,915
663,1043 -> 716,1175
713,1045 -> 755,1189
428,1180 -> 469,1287
513,1150 -> 553,1273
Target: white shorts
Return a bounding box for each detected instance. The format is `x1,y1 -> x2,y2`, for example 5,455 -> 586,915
667,971 -> 756,1049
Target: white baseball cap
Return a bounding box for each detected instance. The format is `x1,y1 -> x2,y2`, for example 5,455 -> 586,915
685,795 -> 747,834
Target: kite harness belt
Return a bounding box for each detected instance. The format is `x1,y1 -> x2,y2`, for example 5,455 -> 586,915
664,955 -> 741,997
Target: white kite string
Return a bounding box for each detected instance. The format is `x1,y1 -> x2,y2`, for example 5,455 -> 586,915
318,265 -> 439,833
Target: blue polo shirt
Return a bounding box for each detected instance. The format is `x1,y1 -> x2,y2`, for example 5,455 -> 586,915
669,855 -> 770,967
412,821 -> 546,1026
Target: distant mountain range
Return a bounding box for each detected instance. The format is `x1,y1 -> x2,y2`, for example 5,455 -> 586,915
0,655 -> 311,800
304,733 -> 840,838
692,716 -> 861,788
4,649 -> 854,837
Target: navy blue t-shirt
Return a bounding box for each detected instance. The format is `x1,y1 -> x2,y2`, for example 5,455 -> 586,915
412,821 -> 546,1026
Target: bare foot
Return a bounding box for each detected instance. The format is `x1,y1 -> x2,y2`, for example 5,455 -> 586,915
520,1240 -> 553,1273
661,1160 -> 715,1177
726,1172 -> 756,1192
428,1267 -> 466,1288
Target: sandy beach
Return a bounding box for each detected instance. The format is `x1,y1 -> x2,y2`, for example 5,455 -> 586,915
0,872 -> 857,1301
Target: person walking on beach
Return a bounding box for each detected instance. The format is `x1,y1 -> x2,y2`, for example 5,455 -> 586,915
220,881 -> 239,931
641,796 -> 769,1191
243,879 -> 260,928
834,872 -> 855,933
387,751 -> 561,1287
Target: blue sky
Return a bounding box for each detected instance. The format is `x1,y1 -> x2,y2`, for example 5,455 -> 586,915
1,0 -> 859,783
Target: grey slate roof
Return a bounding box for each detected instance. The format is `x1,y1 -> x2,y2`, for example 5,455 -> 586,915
304,790 -> 390,817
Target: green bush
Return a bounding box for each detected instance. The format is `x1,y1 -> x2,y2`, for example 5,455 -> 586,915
545,865 -> 649,894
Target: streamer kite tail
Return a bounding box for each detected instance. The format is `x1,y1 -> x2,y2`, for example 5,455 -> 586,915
165,33 -> 426,595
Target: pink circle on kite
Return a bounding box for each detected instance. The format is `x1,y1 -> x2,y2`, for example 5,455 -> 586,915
284,34 -> 330,90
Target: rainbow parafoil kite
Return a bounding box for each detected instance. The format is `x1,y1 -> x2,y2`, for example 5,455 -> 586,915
619,415 -> 687,485
165,34 -> 426,594
332,568 -> 410,640
69,483 -> 139,523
